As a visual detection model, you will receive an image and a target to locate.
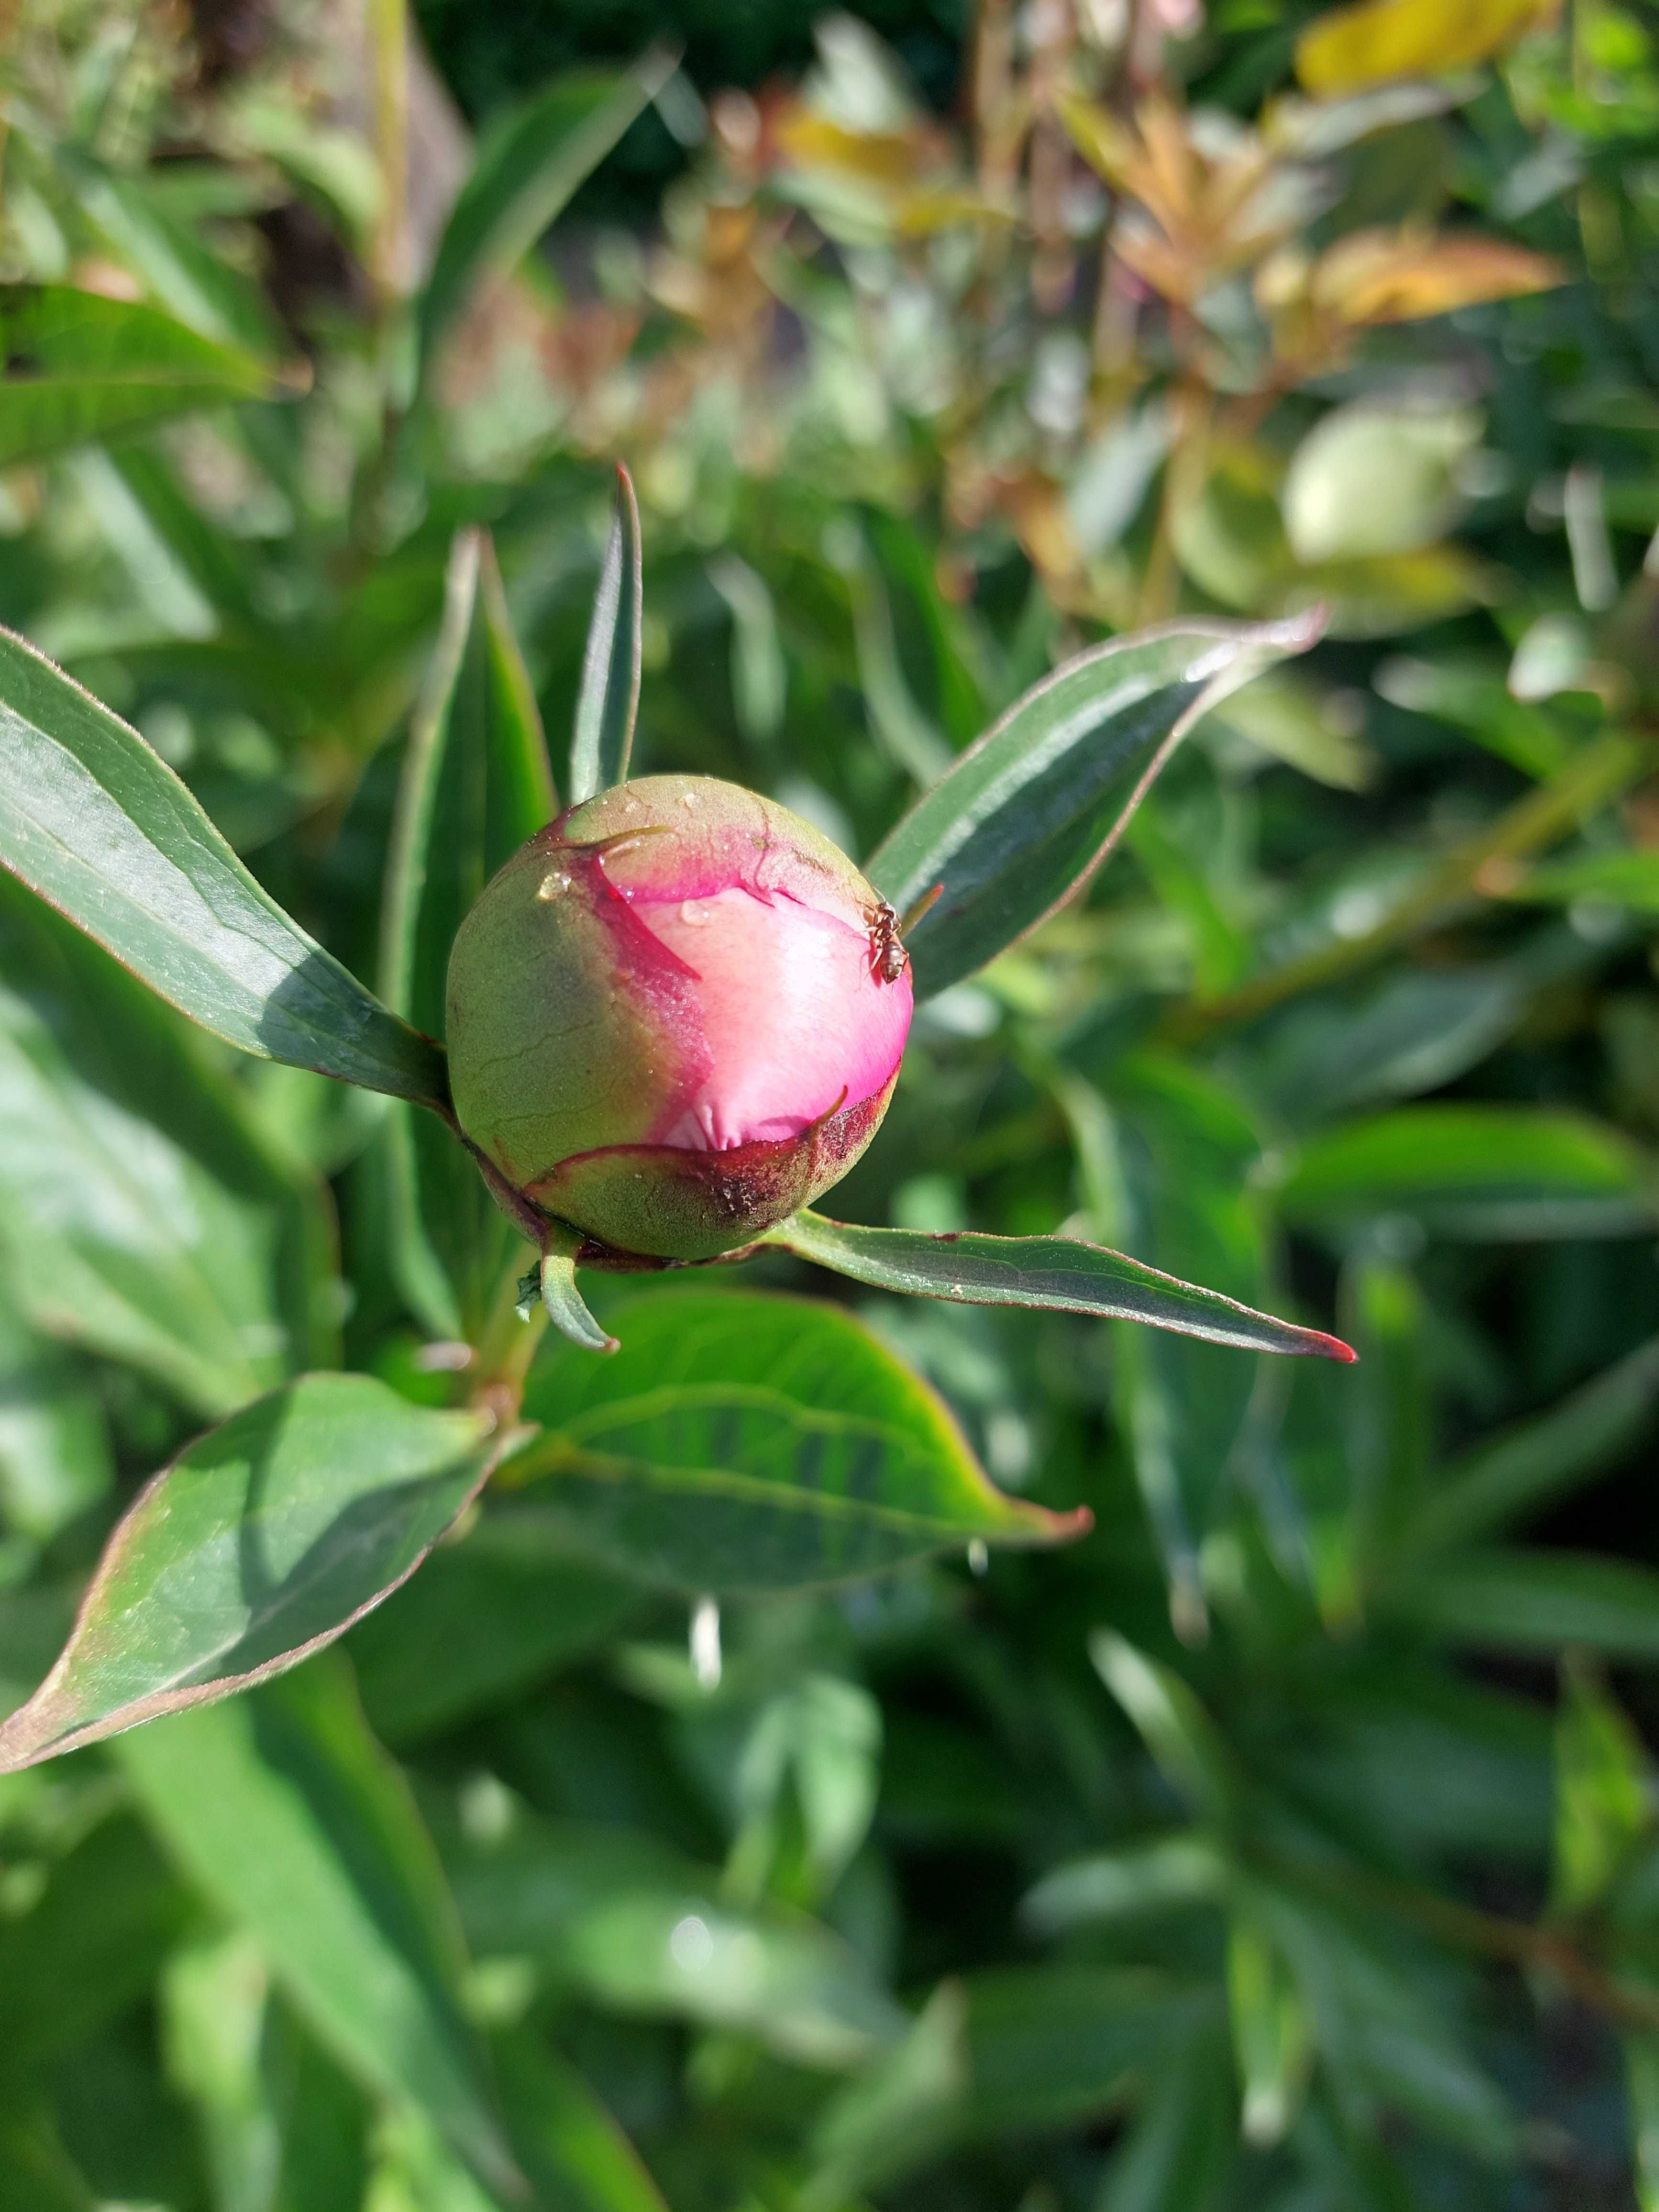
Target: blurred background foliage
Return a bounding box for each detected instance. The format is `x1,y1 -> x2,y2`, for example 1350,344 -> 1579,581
4,0 -> 1659,2205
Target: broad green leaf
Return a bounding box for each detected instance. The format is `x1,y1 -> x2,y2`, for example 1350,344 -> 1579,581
0,2112 -> 97,2212
0,286 -> 284,468
0,871 -> 334,1416
867,614 -> 1321,997
119,1659 -> 520,2198
764,1210 -> 1355,1360
568,467 -> 643,805
1399,1334 -> 1659,1558
0,623 -> 449,1108
350,1516 -> 638,1744
417,60 -> 672,383
381,529 -> 556,1336
1296,0 -> 1550,96
1278,1105 -> 1657,1240
961,1968 -> 1198,2138
0,1375 -> 498,1772
496,1288 -> 1087,1593
1385,1549 -> 1659,1660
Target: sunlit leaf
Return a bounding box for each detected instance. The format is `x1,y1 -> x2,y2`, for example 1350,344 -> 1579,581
867,615 -> 1321,997
0,625 -> 450,1107
0,287 -> 286,469
568,465 -> 643,805
1309,226 -> 1564,324
0,1376 -> 498,1772
765,1210 -> 1354,1360
1296,0 -> 1556,98
496,1287 -> 1086,1592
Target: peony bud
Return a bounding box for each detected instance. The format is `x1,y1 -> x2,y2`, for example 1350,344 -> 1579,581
445,775 -> 914,1261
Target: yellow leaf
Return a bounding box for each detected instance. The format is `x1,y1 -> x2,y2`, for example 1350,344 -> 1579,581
1295,0 -> 1558,97
1311,228 -> 1564,322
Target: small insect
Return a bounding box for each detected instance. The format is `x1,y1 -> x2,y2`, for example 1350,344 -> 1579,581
866,899 -> 908,984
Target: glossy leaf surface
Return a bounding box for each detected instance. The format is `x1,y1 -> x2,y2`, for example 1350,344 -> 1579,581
0,1375 -> 498,1772
0,626 -> 450,1106
766,1210 -> 1354,1359
868,615 -> 1320,997
497,1288 -> 1086,1592
568,465 -> 644,804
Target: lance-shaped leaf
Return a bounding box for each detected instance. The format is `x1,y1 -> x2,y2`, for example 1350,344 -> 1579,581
381,529 -> 556,1336
868,613 -> 1321,998
117,1660 -> 522,2200
494,1288 -> 1087,1593
568,465 -> 643,804
763,1213 -> 1355,1360
418,56 -> 674,384
0,1374 -> 500,1773
0,623 -> 449,1108
0,286 -> 288,469
0,870 -> 335,1418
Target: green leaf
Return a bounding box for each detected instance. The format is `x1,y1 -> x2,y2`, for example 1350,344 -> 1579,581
350,1516 -> 638,1745
1398,1334 -> 1659,1559
1385,1549 -> 1659,1660
496,1288 -> 1086,1593
531,1234 -> 619,1357
0,1286 -> 112,1544
568,466 -> 643,805
1021,1836 -> 1228,1936
961,1967 -> 1197,2138
0,1813 -> 193,2069
1553,1657 -> 1651,1913
0,1374 -> 498,1773
417,60 -> 672,384
1094,2007 -> 1236,2212
801,1981 -> 969,2211
381,529 -> 556,1336
763,1210 -> 1355,1360
118,1659 -> 521,2200
493,2033 -> 670,2212
0,622 -> 449,1108
495,1292 -> 1076,1586
1278,1104 -> 1657,1240
1513,848 -> 1659,913
1089,1631 -> 1238,1825
0,871 -> 334,1416
866,613 -> 1320,998
66,162 -> 288,357
450,1810 -> 904,2069
0,286 -> 284,469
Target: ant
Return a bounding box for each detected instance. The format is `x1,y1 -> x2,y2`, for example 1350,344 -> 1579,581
866,899 -> 908,984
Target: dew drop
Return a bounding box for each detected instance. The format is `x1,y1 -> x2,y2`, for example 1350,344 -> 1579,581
536,870 -> 571,901
679,899 -> 710,926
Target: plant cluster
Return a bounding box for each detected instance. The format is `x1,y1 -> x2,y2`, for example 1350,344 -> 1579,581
2,0 -> 1659,2207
